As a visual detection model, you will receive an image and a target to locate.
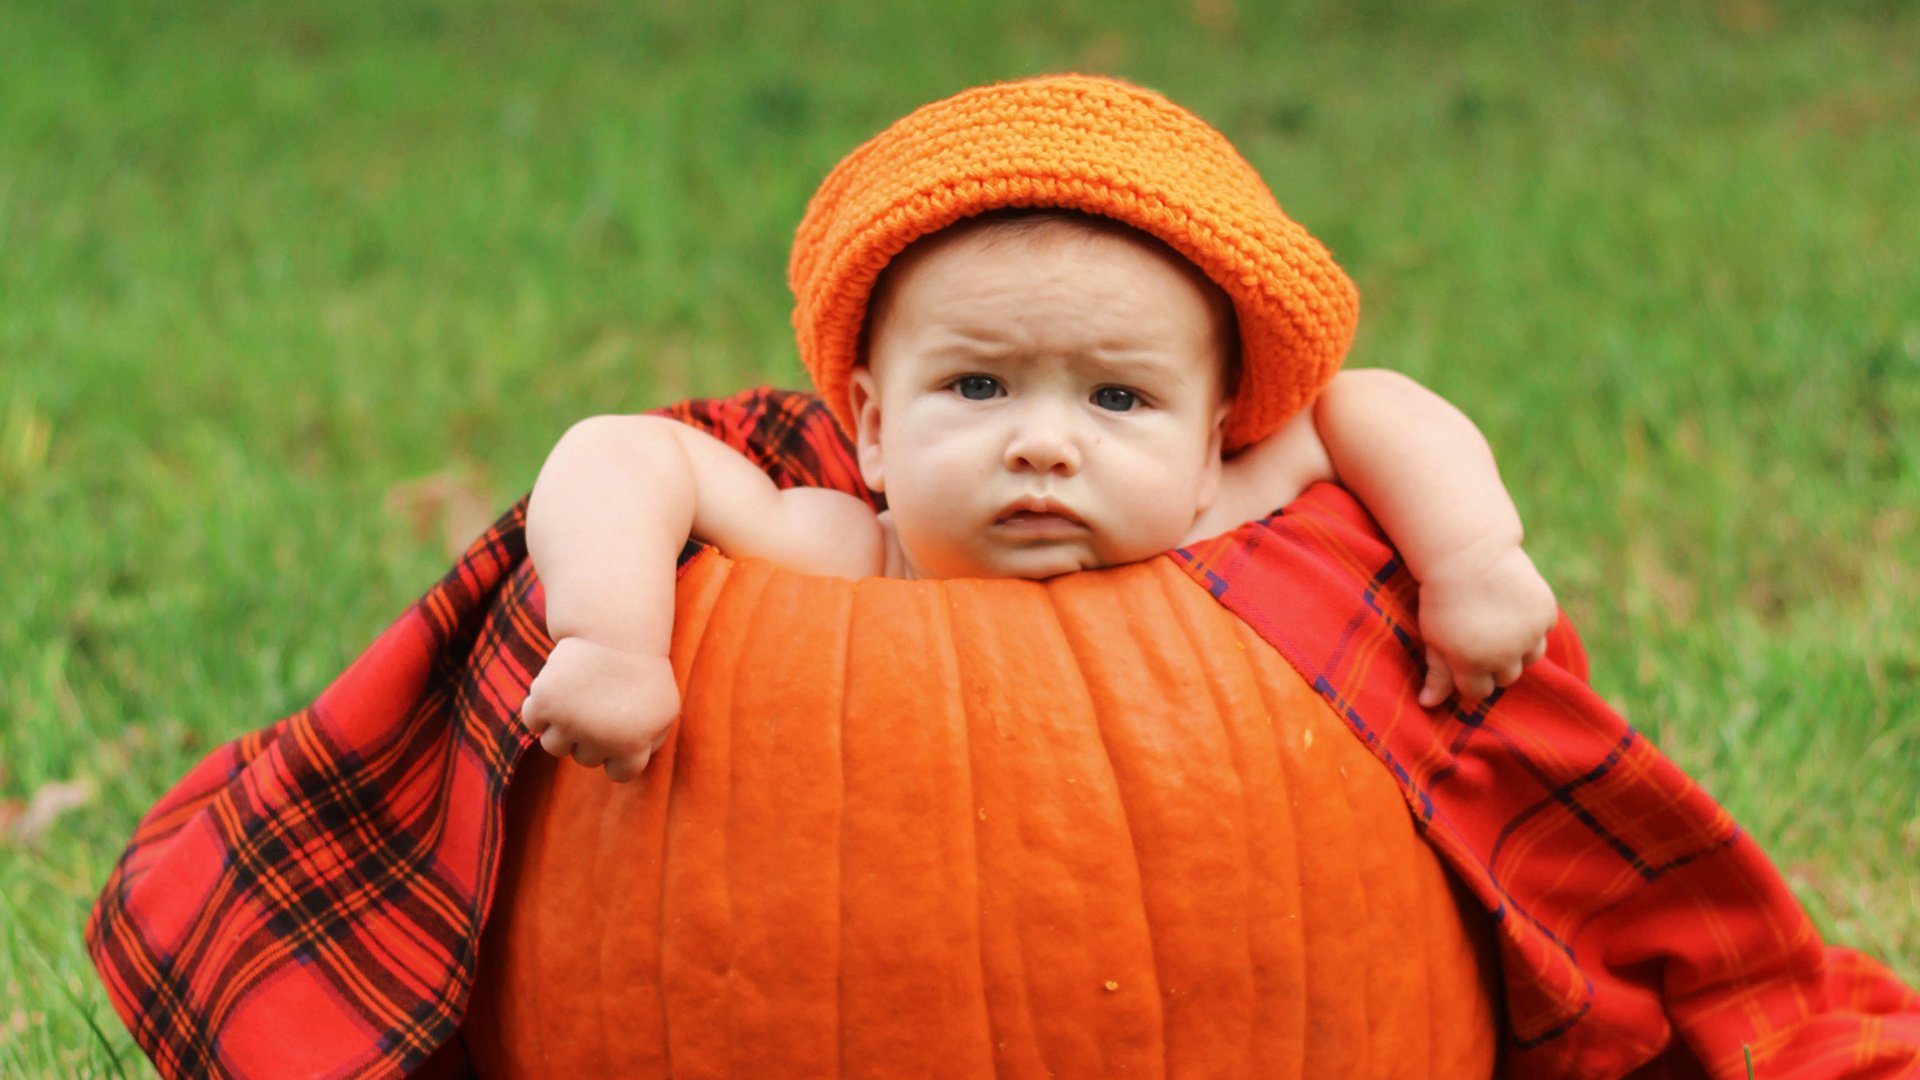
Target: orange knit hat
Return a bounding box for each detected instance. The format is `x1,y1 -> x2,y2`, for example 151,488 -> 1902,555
789,74 -> 1359,452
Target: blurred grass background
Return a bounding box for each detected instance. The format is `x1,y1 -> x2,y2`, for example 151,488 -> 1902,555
3,0 -> 1916,1072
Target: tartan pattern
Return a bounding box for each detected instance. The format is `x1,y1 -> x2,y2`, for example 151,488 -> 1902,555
87,509 -> 542,1079
1176,493 -> 1920,1078
88,387 -> 1916,1079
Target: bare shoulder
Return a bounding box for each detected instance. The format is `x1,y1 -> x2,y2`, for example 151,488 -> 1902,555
760,487 -> 888,580
555,410 -> 688,447
779,487 -> 883,541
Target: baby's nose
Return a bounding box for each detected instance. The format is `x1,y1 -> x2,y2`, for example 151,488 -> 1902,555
1004,407 -> 1084,475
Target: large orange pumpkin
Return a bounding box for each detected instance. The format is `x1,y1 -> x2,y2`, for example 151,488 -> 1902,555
463,552 -> 1502,1078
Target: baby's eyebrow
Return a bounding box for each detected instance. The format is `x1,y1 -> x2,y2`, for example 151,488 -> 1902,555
922,332 -> 1018,359
1078,349 -> 1196,385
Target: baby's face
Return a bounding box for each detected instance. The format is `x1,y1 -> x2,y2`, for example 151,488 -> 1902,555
851,218 -> 1231,580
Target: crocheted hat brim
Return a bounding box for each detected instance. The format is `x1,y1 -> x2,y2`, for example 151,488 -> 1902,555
788,74 -> 1359,452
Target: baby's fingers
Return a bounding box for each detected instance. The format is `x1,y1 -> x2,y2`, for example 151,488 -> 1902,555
604,728 -> 672,784
1523,637 -> 1549,666
1454,668 -> 1498,702
604,748 -> 653,784
1419,650 -> 1456,709
518,693 -> 546,736
538,725 -> 575,761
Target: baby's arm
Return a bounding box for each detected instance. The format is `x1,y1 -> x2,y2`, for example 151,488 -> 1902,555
1204,369 -> 1557,707
1316,370 -> 1556,705
523,415 -> 883,779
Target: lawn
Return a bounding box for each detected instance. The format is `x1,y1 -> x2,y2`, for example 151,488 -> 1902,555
3,0 -> 1915,1073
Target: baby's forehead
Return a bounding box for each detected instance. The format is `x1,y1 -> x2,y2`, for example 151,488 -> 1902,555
874,210 -> 1229,308
866,209 -> 1240,364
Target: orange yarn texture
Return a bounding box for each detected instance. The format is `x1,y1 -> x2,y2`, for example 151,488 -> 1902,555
789,74 -> 1360,452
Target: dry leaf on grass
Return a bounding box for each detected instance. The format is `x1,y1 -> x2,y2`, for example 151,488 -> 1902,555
385,469 -> 499,559
4,779 -> 96,847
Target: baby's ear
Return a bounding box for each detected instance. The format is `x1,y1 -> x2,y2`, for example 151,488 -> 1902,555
849,368 -> 886,493
1196,403 -> 1230,513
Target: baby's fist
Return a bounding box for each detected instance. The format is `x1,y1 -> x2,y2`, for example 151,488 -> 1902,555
1416,545 -> 1557,708
520,637 -> 681,781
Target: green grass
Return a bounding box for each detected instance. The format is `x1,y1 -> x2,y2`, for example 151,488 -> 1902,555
4,0 -> 1916,1072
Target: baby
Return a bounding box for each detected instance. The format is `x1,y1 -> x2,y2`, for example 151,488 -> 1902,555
520,76 -> 1558,780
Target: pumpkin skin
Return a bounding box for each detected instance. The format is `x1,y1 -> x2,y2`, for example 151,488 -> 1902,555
464,552 -> 1501,1078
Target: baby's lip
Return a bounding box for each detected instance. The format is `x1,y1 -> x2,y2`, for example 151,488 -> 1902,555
994,496 -> 1086,531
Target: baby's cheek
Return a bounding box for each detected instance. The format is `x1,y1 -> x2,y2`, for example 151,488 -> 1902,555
890,512 -> 975,579
1124,472 -> 1210,549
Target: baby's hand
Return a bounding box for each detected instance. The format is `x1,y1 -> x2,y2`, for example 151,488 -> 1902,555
1415,544 -> 1558,708
520,637 -> 681,781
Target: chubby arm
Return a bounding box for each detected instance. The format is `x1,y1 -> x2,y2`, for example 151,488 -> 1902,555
1202,369 -> 1556,706
528,414 -> 881,650
1315,369 -> 1557,705
1314,369 -> 1521,587
523,414 -> 882,778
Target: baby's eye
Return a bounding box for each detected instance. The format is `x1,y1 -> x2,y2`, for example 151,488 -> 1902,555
951,375 -> 1003,400
1091,386 -> 1140,412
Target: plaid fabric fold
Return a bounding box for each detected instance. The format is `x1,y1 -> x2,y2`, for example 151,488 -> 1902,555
1175,490 -> 1920,1078
89,387 -> 1917,1079
87,506 -> 539,1078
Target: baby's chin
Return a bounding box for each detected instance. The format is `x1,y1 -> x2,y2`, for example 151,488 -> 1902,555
902,544 -> 1099,582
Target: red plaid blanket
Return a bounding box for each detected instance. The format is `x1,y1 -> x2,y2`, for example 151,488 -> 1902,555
89,388 -> 1918,1079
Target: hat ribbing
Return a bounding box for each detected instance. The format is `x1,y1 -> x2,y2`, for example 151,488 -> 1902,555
788,74 -> 1359,452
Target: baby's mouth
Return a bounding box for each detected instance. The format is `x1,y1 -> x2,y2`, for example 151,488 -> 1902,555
994,498 -> 1087,537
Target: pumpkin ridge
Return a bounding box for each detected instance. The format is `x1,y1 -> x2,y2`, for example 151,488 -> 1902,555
840,577 -> 870,1067
925,582 -> 1006,1076
1042,574 -> 1171,1079
831,576 -> 869,1078
833,581 -> 860,1075
840,578 -> 997,1074
1149,560 -> 1297,1075
660,556 -> 776,1069
938,580 -> 1030,1074
948,576 -> 1163,1075
1006,576 -> 1082,1068
1029,576 -> 1144,1068
754,568 -> 850,1074
1058,565 -> 1269,1077
1233,631 -> 1370,1075
1227,616 -> 1317,1079
1138,563 -> 1263,1077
